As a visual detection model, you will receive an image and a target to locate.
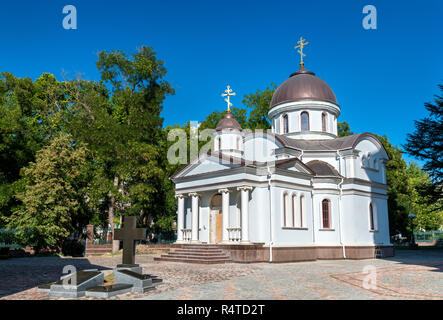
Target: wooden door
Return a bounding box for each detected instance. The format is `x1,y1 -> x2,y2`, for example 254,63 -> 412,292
215,211 -> 223,243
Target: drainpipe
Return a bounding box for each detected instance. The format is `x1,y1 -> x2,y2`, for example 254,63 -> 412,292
310,178 -> 315,244
267,166 -> 273,262
338,177 -> 346,259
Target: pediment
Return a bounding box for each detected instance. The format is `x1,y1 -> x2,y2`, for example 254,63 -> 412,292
171,152 -> 243,179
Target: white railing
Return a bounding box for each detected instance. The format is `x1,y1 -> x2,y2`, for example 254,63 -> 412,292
181,229 -> 192,242
227,228 -> 241,243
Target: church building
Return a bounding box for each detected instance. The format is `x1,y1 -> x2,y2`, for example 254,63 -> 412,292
167,39 -> 394,263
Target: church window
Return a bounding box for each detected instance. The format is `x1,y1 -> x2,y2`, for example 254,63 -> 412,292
322,113 -> 327,132
301,112 -> 310,131
292,194 -> 296,227
283,193 -> 290,227
322,199 -> 330,229
299,195 -> 304,228
283,114 -> 289,134
369,203 -> 375,231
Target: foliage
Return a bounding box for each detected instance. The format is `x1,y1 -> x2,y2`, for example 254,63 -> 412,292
242,83 -> 276,130
4,133 -> 92,252
337,121 -> 353,137
0,73 -> 67,225
61,239 -> 85,257
404,84 -> 443,204
66,46 -> 175,233
406,162 -> 443,231
376,135 -> 442,235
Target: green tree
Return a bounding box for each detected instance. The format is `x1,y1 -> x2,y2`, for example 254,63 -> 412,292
404,84 -> 443,204
406,162 -> 443,231
5,133 -> 91,252
0,73 -> 67,225
67,47 -> 175,242
243,83 -> 276,130
337,121 -> 353,137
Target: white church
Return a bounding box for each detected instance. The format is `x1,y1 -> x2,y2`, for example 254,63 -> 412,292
164,40 -> 393,263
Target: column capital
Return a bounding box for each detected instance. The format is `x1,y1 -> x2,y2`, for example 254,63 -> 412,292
188,192 -> 200,198
175,194 -> 186,199
218,188 -> 231,194
237,185 -> 253,191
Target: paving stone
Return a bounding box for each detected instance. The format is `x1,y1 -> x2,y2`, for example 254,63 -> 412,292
0,250 -> 442,300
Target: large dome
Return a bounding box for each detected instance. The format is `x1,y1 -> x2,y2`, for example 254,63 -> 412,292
270,66 -> 337,109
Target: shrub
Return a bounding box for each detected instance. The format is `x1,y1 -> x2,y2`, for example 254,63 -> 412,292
61,239 -> 85,257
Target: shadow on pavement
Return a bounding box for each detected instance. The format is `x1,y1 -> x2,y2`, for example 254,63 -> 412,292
0,255 -> 112,298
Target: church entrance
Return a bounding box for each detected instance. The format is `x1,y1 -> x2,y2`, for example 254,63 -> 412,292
209,194 -> 223,244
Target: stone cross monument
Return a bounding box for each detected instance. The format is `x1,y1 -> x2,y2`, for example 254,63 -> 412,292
114,216 -> 146,266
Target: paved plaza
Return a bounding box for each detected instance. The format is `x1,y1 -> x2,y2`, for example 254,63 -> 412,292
0,249 -> 442,300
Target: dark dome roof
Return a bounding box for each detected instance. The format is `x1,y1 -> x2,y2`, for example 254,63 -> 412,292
270,66 -> 337,109
305,160 -> 341,177
216,112 -> 242,131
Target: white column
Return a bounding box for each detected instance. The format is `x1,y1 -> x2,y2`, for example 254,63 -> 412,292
238,186 -> 252,243
189,192 -> 200,243
218,188 -> 230,243
176,194 -> 185,243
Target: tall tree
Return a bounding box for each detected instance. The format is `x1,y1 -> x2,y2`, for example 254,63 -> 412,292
67,47 -> 174,248
404,84 -> 443,203
0,73 -> 66,225
5,133 -> 91,252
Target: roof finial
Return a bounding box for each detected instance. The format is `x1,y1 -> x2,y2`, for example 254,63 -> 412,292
294,36 -> 309,67
221,85 -> 236,113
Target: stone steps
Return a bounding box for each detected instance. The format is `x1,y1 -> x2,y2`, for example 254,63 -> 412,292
85,244 -> 113,256
159,253 -> 231,260
154,245 -> 232,264
154,256 -> 231,264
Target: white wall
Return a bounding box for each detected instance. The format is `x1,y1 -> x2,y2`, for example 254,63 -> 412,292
341,194 -> 391,245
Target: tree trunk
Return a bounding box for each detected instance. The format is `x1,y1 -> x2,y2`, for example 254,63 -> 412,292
109,175 -> 120,253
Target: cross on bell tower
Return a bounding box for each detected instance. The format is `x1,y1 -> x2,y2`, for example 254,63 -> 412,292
294,36 -> 309,67
221,85 -> 236,113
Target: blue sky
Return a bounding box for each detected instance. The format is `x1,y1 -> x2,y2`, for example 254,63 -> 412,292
0,0 -> 442,163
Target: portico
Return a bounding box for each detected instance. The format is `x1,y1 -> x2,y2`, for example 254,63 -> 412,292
175,185 -> 253,245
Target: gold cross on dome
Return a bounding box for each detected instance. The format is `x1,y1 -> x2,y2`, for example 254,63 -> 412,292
221,85 -> 236,112
294,36 -> 309,67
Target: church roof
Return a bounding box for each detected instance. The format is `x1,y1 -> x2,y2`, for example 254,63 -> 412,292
305,160 -> 342,177
270,66 -> 338,110
215,112 -> 242,131
275,133 -> 373,151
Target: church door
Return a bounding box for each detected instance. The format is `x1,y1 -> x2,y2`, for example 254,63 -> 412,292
215,212 -> 223,243
210,194 -> 223,244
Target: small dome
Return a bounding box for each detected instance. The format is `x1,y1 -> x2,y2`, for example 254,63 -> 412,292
215,112 -> 242,131
270,66 -> 337,109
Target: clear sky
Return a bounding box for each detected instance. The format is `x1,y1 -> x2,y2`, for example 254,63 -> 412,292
0,0 -> 442,163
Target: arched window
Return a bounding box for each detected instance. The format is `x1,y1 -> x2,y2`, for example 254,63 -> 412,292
301,112 -> 309,131
282,114 -> 289,134
292,194 -> 296,227
283,193 -> 289,227
299,195 -> 304,228
322,113 -> 327,132
322,199 -> 330,229
369,203 -> 375,231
